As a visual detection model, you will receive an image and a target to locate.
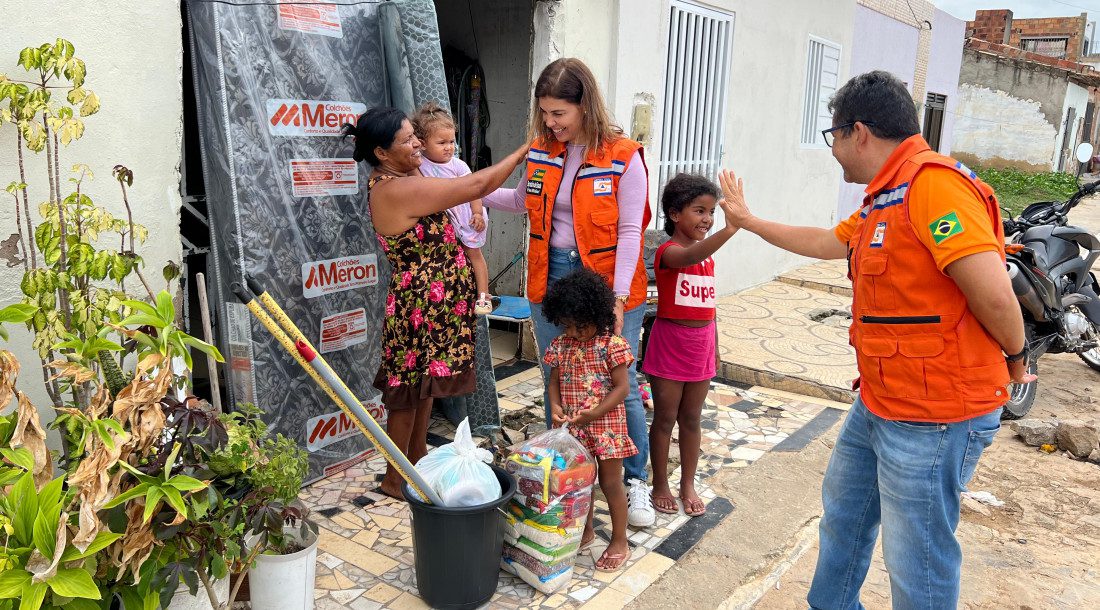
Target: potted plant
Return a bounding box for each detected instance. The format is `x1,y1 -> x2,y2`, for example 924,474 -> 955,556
222,405 -> 317,610
131,402 -> 316,610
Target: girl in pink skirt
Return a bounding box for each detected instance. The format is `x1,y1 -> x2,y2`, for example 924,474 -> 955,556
412,102 -> 493,314
643,173 -> 742,517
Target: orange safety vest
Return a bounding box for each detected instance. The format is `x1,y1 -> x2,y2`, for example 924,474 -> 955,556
848,142 -> 1010,422
523,137 -> 652,309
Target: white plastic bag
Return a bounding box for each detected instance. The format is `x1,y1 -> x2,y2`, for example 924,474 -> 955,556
413,418 -> 501,506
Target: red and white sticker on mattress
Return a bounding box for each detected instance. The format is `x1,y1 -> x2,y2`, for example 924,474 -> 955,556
277,2 -> 343,38
318,307 -> 368,354
290,158 -> 358,198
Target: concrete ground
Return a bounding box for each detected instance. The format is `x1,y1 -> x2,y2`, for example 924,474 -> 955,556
288,194 -> 1100,609
635,193 -> 1100,609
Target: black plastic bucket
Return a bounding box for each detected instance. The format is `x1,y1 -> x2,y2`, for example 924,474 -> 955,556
403,464 -> 516,609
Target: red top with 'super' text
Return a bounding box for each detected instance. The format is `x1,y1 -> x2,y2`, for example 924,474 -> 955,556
654,241 -> 716,321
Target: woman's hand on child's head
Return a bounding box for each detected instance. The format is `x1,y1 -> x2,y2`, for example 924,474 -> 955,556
469,212 -> 486,232
718,169 -> 751,228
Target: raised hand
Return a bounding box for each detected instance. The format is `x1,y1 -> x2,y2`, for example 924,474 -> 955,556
718,169 -> 752,228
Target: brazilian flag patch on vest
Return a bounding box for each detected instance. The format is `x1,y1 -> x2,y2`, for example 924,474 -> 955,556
929,211 -> 964,244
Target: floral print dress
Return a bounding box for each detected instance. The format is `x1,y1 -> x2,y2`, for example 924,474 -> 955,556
544,333 -> 638,460
369,175 -> 477,409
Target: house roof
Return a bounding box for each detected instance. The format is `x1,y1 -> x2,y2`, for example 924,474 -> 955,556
966,38 -> 1100,88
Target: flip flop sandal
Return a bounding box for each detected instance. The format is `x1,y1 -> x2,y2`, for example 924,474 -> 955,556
474,293 -> 493,315
682,497 -> 706,517
651,494 -> 680,514
578,535 -> 599,552
594,550 -> 630,573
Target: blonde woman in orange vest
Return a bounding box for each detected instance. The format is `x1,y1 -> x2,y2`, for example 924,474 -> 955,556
720,71 -> 1033,609
483,58 -> 657,529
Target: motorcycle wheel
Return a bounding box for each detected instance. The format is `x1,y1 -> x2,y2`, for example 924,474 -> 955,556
1078,319 -> 1100,372
1001,360 -> 1039,420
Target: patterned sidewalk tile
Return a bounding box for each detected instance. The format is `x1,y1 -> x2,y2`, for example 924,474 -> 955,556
715,280 -> 857,403
297,370 -> 847,609
775,259 -> 852,296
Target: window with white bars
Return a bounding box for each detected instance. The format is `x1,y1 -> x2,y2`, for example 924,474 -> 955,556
801,36 -> 842,147
656,1 -> 734,211
1021,37 -> 1069,59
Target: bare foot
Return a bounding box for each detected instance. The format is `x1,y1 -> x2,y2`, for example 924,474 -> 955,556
651,489 -> 679,514
595,539 -> 630,572
680,489 -> 705,517
579,530 -> 596,550
375,480 -> 405,501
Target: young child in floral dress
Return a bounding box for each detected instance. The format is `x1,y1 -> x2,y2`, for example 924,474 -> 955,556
542,268 -> 637,573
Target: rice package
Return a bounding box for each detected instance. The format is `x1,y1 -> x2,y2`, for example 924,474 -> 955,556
501,426 -> 596,594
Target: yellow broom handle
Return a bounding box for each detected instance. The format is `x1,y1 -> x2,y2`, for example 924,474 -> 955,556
232,285 -> 436,503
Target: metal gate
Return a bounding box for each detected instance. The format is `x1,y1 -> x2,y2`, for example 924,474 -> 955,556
656,0 -> 734,223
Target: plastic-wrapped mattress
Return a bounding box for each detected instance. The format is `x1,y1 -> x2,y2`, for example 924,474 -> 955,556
186,0 -> 455,482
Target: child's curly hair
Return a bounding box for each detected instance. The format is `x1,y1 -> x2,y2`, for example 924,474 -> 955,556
410,101 -> 455,140
661,173 -> 720,236
542,268 -> 616,334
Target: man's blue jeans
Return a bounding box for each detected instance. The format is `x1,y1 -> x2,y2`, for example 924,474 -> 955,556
808,396 -> 1001,610
528,247 -> 649,482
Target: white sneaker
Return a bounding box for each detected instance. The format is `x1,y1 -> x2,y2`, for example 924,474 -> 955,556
627,478 -> 656,527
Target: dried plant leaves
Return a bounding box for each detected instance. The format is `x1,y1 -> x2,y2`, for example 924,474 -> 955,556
2,350 -> 54,489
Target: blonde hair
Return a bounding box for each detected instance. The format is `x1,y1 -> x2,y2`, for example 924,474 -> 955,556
410,101 -> 456,140
530,58 -> 623,151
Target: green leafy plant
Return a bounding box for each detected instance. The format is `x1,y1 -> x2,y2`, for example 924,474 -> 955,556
0,304 -> 35,342
975,166 -> 1079,217
0,403 -> 122,610
119,292 -> 222,373
0,471 -> 122,610
1,39 -> 157,414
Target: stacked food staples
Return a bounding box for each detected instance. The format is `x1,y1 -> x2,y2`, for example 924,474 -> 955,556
501,428 -> 597,593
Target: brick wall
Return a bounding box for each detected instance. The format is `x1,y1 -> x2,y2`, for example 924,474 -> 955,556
966,10 -> 1088,62
966,38 -> 1100,78
858,0 -> 934,101
968,9 -> 1012,45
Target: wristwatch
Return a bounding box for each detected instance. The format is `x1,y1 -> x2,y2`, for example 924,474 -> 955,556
615,295 -> 629,305
1004,345 -> 1028,363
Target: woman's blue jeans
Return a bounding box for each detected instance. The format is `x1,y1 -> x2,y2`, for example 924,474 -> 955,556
807,396 -> 1001,610
528,247 -> 649,482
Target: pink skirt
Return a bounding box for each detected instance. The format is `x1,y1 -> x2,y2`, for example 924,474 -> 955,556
642,318 -> 717,382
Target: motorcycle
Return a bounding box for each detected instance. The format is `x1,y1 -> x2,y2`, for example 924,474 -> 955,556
1001,180 -> 1100,419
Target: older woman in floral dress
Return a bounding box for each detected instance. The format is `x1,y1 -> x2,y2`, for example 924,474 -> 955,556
343,107 -> 526,499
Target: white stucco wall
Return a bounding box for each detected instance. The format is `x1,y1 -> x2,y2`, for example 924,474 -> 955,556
0,1 -> 184,430
838,5 -> 919,217
536,0 -> 855,294
927,8 -> 965,157
1054,81 -> 1090,172
953,84 -> 1057,170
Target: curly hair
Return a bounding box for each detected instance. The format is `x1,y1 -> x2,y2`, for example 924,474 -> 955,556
660,173 -> 720,236
410,101 -> 455,140
541,268 -> 616,334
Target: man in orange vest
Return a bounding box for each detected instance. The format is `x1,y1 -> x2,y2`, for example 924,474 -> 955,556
719,71 -> 1033,609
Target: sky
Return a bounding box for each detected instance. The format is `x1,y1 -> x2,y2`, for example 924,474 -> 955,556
935,0 -> 1100,50
935,0 -> 1098,22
